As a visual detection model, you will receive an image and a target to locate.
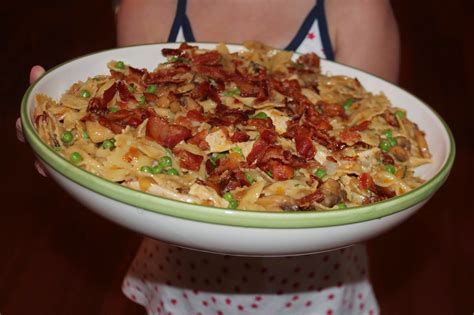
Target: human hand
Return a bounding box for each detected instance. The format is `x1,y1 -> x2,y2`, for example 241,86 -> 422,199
16,65 -> 47,176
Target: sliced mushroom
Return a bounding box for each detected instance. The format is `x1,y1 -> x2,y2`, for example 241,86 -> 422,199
319,178 -> 342,207
395,136 -> 411,150
390,145 -> 409,162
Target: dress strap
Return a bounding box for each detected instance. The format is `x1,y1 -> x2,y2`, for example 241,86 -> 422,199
285,0 -> 334,60
167,0 -> 196,42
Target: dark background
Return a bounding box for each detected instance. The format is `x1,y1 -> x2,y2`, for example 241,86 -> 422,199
1,1 -> 473,314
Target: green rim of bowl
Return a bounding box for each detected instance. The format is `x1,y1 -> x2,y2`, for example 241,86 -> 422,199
20,42 -> 456,228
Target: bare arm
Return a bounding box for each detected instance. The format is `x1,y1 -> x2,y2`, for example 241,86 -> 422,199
116,0 -> 175,47
326,0 -> 400,83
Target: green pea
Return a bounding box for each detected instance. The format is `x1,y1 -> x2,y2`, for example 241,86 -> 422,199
79,89 -> 91,98
223,192 -> 234,202
102,139 -> 116,150
395,110 -> 406,119
138,95 -> 146,105
127,84 -> 135,93
379,139 -> 392,153
245,172 -> 255,184
231,147 -> 244,157
61,131 -> 74,144
382,130 -> 393,139
140,166 -> 152,173
70,152 -> 82,164
224,87 -> 241,97
159,156 -> 173,168
151,165 -> 163,174
209,152 -> 226,166
115,61 -> 125,69
266,170 -> 273,178
314,168 -> 326,179
343,99 -> 354,111
109,106 -> 119,113
228,200 -> 239,209
388,137 -> 398,147
82,131 -> 89,139
252,112 -> 269,119
384,164 -> 396,174
146,84 -> 157,94
337,202 -> 348,209
166,168 -> 179,176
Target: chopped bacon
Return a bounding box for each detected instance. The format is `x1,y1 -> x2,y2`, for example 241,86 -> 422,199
247,117 -> 275,131
192,51 -> 221,65
146,116 -> 192,149
296,52 -> 320,69
187,109 -> 207,122
354,120 -> 370,131
267,161 -> 294,180
381,153 -> 395,165
98,116 -> 123,134
102,82 -> 118,106
87,83 -> 117,114
161,48 -> 182,57
110,70 -> 125,80
174,115 -> 194,129
295,133 -> 316,159
230,131 -> 250,143
187,129 -> 210,150
340,127 -> 361,144
193,65 -> 227,81
359,173 -> 375,191
298,190 -> 324,208
190,81 -> 211,100
260,129 -> 277,143
117,81 -> 136,102
318,101 -> 345,118
148,66 -> 190,84
246,138 -> 270,166
174,149 -> 203,171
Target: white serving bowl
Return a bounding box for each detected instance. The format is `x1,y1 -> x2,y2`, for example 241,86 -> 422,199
21,43 -> 455,256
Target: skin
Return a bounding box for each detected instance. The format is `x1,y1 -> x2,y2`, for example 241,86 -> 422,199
116,0 -> 400,82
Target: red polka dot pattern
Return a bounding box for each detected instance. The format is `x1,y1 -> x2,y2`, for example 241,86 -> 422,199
122,239 -> 379,314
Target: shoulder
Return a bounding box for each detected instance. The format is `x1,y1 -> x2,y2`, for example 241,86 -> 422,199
116,0 -> 177,46
324,0 -> 400,82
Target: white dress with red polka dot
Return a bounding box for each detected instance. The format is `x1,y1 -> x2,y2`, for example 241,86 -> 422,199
122,240 -> 378,315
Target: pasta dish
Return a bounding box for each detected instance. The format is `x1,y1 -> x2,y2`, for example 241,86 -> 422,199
33,42 -> 431,211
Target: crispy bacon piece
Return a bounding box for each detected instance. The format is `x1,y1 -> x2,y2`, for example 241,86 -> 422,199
146,116 -> 192,149
297,190 -> 325,208
117,81 -> 136,102
192,51 -> 221,65
186,109 -> 207,122
340,127 -> 361,144
296,52 -> 320,69
267,161 -> 294,181
87,83 -> 117,114
161,48 -> 182,57
359,173 -> 375,191
230,131 -> 250,143
318,101 -> 345,118
174,149 -> 203,171
187,129 -> 210,150
295,133 -> 316,160
190,81 -> 211,100
354,120 -> 370,131
148,66 -> 191,84
246,138 -> 270,166
193,65 -> 227,81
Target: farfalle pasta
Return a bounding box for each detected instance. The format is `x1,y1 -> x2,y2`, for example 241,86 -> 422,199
33,42 -> 431,211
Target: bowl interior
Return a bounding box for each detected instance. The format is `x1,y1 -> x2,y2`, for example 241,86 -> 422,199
21,43 -> 456,228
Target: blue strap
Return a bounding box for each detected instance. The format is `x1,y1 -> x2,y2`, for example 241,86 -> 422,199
167,0 -> 187,42
285,0 -> 334,60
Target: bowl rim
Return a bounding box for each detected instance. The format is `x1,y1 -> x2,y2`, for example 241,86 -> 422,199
20,42 -> 456,228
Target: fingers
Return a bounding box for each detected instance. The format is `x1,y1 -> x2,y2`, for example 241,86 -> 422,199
34,160 -> 48,177
30,65 -> 46,84
16,117 -> 25,143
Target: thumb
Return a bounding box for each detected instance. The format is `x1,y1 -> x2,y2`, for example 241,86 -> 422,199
30,65 -> 46,84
